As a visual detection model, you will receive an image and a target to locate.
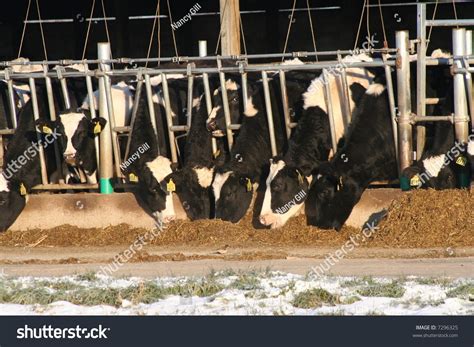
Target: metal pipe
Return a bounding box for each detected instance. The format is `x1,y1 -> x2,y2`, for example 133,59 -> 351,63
413,115 -> 454,122
5,74 -> 18,129
186,68 -> 194,131
58,73 -> 71,109
97,42 -> 114,194
261,71 -> 278,157
43,65 -> 65,184
426,19 -> 474,27
144,73 -> 160,151
452,29 -> 469,144
395,31 -> 413,181
465,30 -> 474,131
218,61 -> 234,149
199,40 -> 218,156
416,3 -> 427,160
278,70 -> 292,139
161,73 -> 178,163
84,63 -> 100,175
384,60 -> 399,172
124,78 -> 143,161
322,70 -> 337,154
28,78 -> 49,185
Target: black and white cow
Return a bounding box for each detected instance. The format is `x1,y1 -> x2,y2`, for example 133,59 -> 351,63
212,80 -> 287,223
305,82 -> 398,230
35,109 -> 106,184
122,91 -> 176,224
258,54 -> 375,228
0,91 -> 59,232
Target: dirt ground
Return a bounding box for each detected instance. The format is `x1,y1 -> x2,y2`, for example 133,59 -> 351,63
0,189 -> 472,276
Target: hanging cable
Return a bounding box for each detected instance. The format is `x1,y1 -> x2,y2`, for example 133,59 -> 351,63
306,0 -> 318,61
238,9 -> 247,55
145,0 -> 160,68
426,0 -> 439,51
157,1 -> 161,65
215,0 -> 229,55
35,0 -> 48,60
377,0 -> 388,48
100,0 -> 114,69
366,0 -> 370,43
82,0 -> 96,60
281,0 -> 297,61
353,0 -> 367,50
166,0 -> 179,57
452,0 -> 459,29
17,0 -> 32,58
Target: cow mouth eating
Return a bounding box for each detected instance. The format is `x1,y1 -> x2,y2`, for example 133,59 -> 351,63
64,154 -> 76,166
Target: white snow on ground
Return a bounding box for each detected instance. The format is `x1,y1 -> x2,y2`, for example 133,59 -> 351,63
0,272 -> 472,315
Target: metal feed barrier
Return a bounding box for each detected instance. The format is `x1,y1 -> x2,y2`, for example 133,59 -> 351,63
0,4 -> 473,194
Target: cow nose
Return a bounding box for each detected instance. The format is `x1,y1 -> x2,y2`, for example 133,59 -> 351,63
163,214 -> 176,223
206,119 -> 218,132
259,215 -> 271,226
64,154 -> 75,165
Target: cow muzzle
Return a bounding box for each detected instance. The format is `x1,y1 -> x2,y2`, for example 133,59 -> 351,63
64,154 -> 76,165
259,214 -> 279,228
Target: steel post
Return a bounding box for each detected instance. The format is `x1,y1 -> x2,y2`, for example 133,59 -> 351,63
416,3 -> 427,160
161,73 -> 178,163
262,71 -> 278,156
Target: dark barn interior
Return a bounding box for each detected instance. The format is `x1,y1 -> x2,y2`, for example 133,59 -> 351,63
0,0 -> 472,61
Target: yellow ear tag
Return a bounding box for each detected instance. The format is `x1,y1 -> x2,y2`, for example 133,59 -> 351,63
213,149 -> 221,159
19,183 -> 27,196
410,174 -> 421,187
246,178 -> 252,192
42,126 -> 53,134
93,122 -> 102,134
129,173 -> 139,182
456,156 -> 467,167
296,170 -> 304,185
166,178 -> 176,192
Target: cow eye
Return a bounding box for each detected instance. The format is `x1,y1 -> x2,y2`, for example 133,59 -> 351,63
230,97 -> 238,103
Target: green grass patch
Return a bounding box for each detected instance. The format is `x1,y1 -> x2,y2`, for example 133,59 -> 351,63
415,277 -> 453,287
340,276 -> 376,288
446,284 -> 474,300
292,288 -> 340,309
230,274 -> 261,291
75,272 -> 98,282
357,281 -> 405,298
341,296 -> 361,305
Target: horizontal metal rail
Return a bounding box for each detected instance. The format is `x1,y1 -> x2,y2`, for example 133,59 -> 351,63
427,19 -> 474,27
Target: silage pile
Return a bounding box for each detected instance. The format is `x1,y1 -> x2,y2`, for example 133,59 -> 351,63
0,190 -> 472,249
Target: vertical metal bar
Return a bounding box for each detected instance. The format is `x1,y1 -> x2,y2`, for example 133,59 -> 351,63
103,71 -> 123,179
218,60 -> 234,149
29,78 -> 49,185
59,74 -> 71,109
453,28 -> 469,144
84,63 -> 100,174
186,70 -> 194,131
322,70 -> 338,154
464,30 -> 474,130
278,70 -> 292,139
161,73 -> 178,163
97,42 -> 114,194
6,77 -> 18,129
199,40 -> 218,155
43,65 -> 64,184
241,71 -> 248,110
124,78 -> 143,161
261,71 -> 278,157
338,53 -> 352,131
84,64 -> 100,173
396,31 -> 413,182
144,74 -> 160,148
416,3 -> 427,160
384,60 -> 399,173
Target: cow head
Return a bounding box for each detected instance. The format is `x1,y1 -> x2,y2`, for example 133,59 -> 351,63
305,165 -> 363,231
36,110 -> 106,167
206,79 -> 241,137
259,158 -> 312,229
212,169 -> 254,223
0,174 -> 27,232
138,156 -> 176,225
162,166 -> 214,220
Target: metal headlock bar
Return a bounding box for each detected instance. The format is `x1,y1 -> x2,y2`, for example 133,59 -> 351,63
1,22 -> 473,192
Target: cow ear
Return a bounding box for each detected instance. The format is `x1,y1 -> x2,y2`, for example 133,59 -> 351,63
90,117 -> 107,135
349,82 -> 367,105
239,176 -> 253,192
35,118 -> 56,134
